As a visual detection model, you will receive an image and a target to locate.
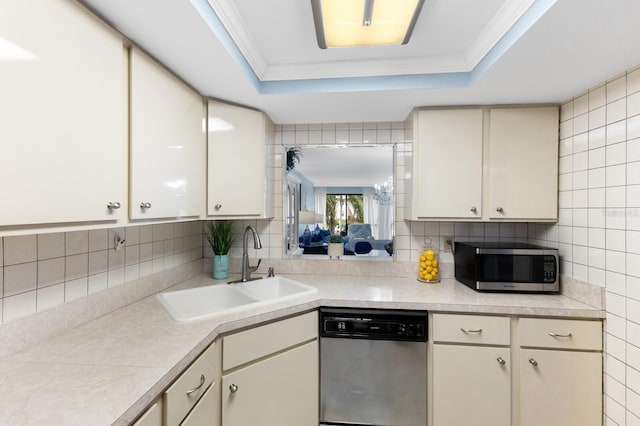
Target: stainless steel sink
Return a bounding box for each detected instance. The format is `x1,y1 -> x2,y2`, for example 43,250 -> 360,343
156,276 -> 317,323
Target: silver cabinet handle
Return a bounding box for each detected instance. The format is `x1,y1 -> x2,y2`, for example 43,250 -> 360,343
229,383 -> 238,393
529,358 -> 538,366
496,207 -> 504,213
460,328 -> 482,333
470,207 -> 477,213
107,202 -> 121,210
215,203 -> 222,210
186,374 -> 205,396
140,202 -> 152,209
548,332 -> 572,338
497,357 -> 506,365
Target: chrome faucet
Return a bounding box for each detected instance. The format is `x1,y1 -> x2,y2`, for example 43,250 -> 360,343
231,225 -> 263,283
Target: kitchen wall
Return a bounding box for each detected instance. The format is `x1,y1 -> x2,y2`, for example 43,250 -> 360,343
0,222 -> 203,324
264,121 -> 533,266
531,65 -> 640,425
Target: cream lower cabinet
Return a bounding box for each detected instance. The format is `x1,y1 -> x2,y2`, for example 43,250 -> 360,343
163,341 -> 221,426
432,314 -> 511,426
221,311 -> 318,426
133,400 -> 162,426
432,314 -> 602,426
518,318 -> 602,426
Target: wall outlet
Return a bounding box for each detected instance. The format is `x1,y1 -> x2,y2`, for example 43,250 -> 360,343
442,236 -> 453,252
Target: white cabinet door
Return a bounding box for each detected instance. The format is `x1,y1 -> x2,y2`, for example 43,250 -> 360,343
207,101 -> 272,218
130,48 -> 204,220
520,349 -> 602,426
414,109 -> 483,219
433,344 -> 511,426
487,107 -> 559,220
0,0 -> 126,226
221,341 -> 318,426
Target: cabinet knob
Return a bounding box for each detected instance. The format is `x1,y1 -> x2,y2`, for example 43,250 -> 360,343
496,207 -> 504,213
215,204 -> 222,210
229,383 -> 239,393
107,202 -> 121,210
470,207 -> 477,214
140,202 -> 152,210
496,357 -> 506,365
529,358 -> 538,366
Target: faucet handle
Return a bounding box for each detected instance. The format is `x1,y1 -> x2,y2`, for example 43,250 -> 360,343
250,258 -> 262,272
267,267 -> 275,277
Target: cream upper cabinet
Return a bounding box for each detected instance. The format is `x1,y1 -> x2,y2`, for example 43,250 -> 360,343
414,109 -> 484,219
207,100 -> 273,218
410,106 -> 559,222
0,0 -> 127,226
130,48 -> 205,220
487,107 -> 559,220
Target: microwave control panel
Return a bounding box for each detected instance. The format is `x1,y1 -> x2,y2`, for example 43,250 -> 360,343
543,255 -> 557,282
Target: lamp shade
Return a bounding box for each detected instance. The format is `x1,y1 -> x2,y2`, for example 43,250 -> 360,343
299,210 -> 317,225
315,213 -> 324,224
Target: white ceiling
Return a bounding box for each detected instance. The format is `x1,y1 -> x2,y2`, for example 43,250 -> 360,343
294,145 -> 394,188
81,0 -> 640,124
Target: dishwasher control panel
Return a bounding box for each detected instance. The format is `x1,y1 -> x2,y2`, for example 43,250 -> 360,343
320,308 -> 427,342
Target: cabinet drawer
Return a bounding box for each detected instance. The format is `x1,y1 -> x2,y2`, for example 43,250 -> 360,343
164,342 -> 219,426
180,380 -> 219,426
519,318 -> 602,350
433,314 -> 510,345
223,311 -> 317,371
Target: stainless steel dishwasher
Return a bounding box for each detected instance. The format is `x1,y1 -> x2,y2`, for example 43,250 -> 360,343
319,308 -> 428,426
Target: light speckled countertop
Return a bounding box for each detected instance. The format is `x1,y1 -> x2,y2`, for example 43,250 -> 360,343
0,273 -> 603,425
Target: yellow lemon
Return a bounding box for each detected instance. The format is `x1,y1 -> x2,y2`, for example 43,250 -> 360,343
432,268 -> 439,276
425,274 -> 433,281
432,259 -> 438,268
426,266 -> 433,273
426,253 -> 434,261
420,255 -> 426,262
425,260 -> 432,267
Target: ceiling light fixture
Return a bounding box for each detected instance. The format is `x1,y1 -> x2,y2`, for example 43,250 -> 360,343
311,0 -> 425,49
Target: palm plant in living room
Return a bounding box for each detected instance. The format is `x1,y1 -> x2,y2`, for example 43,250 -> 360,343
206,220 -> 235,279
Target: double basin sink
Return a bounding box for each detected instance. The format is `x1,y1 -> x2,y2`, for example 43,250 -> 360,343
156,276 -> 318,323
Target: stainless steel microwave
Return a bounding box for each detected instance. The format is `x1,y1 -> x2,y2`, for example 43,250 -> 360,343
454,242 -> 559,293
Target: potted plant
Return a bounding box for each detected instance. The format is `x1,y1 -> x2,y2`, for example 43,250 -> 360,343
327,234 -> 343,259
286,146 -> 303,172
205,220 -> 235,279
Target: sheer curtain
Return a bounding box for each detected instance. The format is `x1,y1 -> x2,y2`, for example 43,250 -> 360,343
314,187 -> 327,228
362,187 -> 378,237
377,202 -> 393,240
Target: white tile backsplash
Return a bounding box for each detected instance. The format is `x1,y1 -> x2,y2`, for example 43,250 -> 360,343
1,223 -> 204,323
538,66 -> 640,424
